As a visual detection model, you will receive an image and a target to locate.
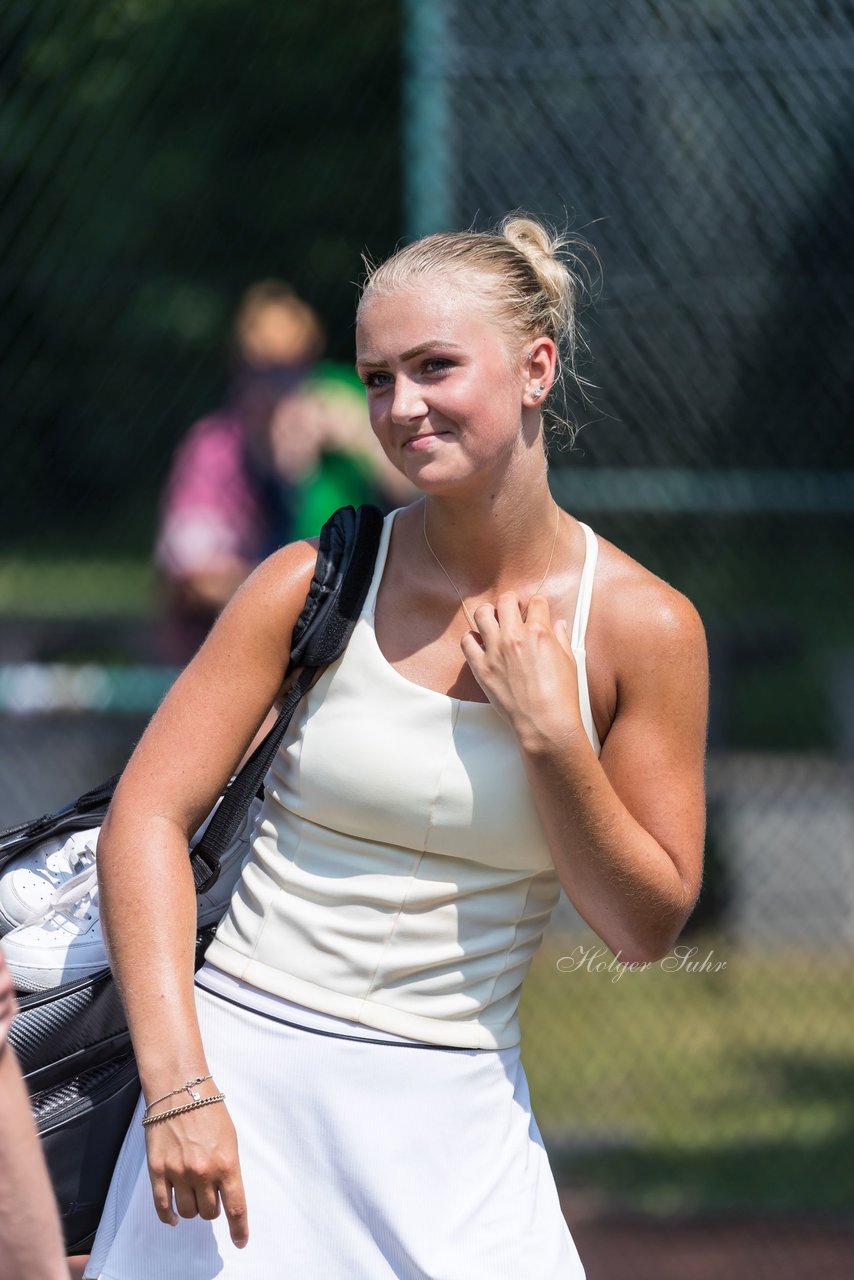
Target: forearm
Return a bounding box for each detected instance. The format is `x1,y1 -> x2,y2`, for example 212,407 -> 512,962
516,720 -> 689,963
97,804 -> 210,1101
0,1044 -> 69,1280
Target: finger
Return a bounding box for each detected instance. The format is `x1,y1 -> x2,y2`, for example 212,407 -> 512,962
221,1171 -> 250,1249
553,617 -> 574,657
470,602 -> 498,637
460,632 -> 486,671
524,592 -> 552,625
194,1180 -> 221,1222
150,1176 -> 179,1228
495,591 -> 525,630
174,1183 -> 200,1220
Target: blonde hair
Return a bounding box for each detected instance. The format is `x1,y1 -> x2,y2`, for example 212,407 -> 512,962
358,213 -> 600,448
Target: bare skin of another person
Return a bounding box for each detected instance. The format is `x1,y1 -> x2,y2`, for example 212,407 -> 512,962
0,949 -> 72,1280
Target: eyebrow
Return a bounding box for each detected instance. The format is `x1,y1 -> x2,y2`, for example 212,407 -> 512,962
355,340 -> 464,370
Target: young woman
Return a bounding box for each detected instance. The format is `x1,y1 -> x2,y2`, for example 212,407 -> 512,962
83,215 -> 708,1279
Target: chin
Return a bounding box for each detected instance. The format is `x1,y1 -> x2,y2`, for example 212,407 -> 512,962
404,467 -> 478,498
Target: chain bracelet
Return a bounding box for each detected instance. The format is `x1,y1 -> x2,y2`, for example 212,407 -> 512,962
141,1092 -> 226,1128
143,1074 -> 213,1117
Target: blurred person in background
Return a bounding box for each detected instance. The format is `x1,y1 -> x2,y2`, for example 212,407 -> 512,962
154,280 -> 322,662
155,281 -> 415,665
0,947 -> 71,1280
273,359 -> 416,540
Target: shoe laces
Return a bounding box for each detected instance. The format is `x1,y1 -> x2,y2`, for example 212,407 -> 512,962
21,838 -> 99,928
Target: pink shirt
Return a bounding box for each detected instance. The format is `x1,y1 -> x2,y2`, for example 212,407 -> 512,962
155,411 -> 272,578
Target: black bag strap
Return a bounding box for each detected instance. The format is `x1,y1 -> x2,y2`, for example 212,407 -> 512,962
189,501 -> 384,891
0,777 -> 120,854
0,503 -> 385,880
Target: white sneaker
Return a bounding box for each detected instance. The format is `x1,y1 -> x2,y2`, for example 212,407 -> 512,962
0,849 -> 104,991
0,797 -> 261,992
0,828 -> 98,934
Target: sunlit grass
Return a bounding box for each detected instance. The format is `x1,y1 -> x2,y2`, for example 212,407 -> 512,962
521,930 -> 853,1213
0,558 -> 153,616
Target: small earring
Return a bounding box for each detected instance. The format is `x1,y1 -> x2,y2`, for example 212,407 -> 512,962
533,385 -> 545,399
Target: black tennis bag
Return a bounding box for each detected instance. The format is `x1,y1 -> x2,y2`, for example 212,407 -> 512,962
0,503 -> 383,1254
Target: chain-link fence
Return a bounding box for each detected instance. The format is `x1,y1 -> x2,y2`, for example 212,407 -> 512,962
407,0 -> 853,469
2,1 -> 853,1275
402,2 -> 854,1272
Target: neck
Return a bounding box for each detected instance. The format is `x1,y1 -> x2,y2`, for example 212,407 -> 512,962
419,474 -> 560,596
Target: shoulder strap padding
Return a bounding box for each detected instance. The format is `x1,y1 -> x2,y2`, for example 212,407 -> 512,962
288,503 -> 384,670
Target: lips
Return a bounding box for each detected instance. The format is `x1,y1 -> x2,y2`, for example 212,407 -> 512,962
403,431 -> 452,448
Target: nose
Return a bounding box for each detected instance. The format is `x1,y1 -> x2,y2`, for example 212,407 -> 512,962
389,374 -> 428,426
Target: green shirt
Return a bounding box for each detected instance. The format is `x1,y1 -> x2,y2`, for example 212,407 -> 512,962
289,448 -> 383,542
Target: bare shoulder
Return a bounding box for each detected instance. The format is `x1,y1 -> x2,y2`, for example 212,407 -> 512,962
105,536 -> 323,838
217,536 -> 327,703
233,537 -> 321,640
589,531 -> 708,702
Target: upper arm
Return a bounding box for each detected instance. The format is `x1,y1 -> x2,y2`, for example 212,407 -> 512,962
109,537 -> 320,838
598,582 -> 710,913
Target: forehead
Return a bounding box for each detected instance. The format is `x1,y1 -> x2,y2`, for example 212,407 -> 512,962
356,280 -> 504,358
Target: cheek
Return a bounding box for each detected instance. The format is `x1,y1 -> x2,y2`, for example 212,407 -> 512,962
365,395 -> 400,462
455,367 -> 521,440
464,345 -> 518,399
366,394 -> 388,438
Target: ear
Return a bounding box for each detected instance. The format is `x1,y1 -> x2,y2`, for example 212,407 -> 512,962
522,336 -> 558,409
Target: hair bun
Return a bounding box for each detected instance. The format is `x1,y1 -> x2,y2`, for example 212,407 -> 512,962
501,216 -> 555,262
500,214 -> 592,360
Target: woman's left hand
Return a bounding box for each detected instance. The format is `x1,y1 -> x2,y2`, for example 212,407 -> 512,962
460,592 -> 584,741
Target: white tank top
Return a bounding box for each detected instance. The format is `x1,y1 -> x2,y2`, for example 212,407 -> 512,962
205,507 -> 601,1049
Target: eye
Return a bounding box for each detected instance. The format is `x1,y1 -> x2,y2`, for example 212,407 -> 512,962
361,370 -> 392,389
423,358 -> 454,374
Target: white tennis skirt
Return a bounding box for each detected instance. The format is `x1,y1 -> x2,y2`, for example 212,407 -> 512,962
84,963 -> 587,1279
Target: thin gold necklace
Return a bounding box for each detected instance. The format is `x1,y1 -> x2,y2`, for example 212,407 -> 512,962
422,501 -> 561,632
